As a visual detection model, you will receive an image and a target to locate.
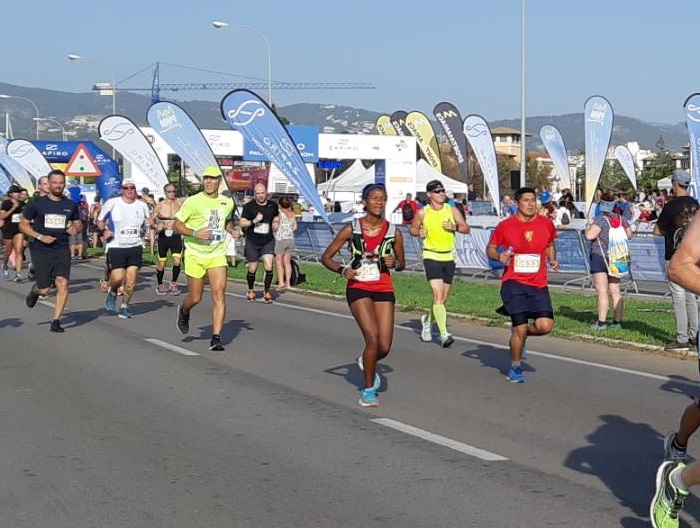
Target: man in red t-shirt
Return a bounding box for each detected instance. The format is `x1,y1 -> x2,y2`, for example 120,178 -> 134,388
486,187 -> 559,383
394,193 -> 419,224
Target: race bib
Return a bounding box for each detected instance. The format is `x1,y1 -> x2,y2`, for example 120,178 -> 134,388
119,227 -> 139,238
253,222 -> 270,235
44,213 -> 66,229
514,253 -> 541,274
11,213 -> 20,223
164,229 -> 174,237
353,260 -> 380,282
209,229 -> 223,244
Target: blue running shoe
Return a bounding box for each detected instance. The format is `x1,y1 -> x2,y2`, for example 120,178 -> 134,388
118,306 -> 133,319
506,365 -> 525,383
2,268 -> 9,280
105,290 -> 117,312
359,388 -> 379,407
356,356 -> 381,391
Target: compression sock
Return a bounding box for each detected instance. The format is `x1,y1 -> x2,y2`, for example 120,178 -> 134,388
247,271 -> 256,290
156,269 -> 165,285
433,304 -> 447,335
264,270 -> 274,292
171,265 -> 180,283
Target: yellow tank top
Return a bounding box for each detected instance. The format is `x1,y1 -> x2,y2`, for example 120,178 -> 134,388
422,204 -> 455,261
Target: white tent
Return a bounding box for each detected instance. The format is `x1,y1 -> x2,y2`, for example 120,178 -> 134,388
317,159 -> 370,192
415,160 -> 468,194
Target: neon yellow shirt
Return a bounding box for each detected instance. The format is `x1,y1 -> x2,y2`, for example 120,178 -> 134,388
176,192 -> 234,258
422,204 -> 456,262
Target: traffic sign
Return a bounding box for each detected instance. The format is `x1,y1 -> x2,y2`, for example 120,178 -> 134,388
65,143 -> 102,177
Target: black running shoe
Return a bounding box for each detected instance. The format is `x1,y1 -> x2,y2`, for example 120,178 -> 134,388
176,304 -> 189,335
209,335 -> 225,351
26,287 -> 39,309
50,319 -> 65,333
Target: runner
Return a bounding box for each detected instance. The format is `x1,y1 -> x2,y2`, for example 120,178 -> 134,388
1,185 -> 26,281
321,183 -> 405,407
25,176 -> 50,281
486,186 -> 559,383
149,183 -> 183,295
239,183 -> 279,303
19,170 -> 81,333
172,166 -> 236,351
409,179 -> 470,347
97,178 -> 150,319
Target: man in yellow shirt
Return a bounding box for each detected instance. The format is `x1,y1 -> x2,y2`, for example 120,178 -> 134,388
410,179 -> 470,347
172,166 -> 237,351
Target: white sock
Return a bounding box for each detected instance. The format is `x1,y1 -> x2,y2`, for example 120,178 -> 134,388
671,467 -> 688,490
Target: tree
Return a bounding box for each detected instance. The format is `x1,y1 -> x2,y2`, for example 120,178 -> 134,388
639,135 -> 675,191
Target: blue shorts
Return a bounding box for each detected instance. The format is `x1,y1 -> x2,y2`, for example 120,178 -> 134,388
589,252 -> 608,274
500,280 -> 554,326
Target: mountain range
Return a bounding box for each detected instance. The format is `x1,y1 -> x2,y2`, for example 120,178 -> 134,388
0,81 -> 689,153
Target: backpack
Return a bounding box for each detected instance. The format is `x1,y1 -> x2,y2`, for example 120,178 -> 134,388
349,218 -> 396,271
599,216 -> 631,278
290,255 -> 306,286
560,207 -> 571,225
401,202 -> 415,223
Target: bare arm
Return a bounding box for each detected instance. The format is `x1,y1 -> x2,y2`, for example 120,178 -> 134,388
320,224 -> 356,278
668,210 -> 700,293
409,208 -> 425,237
451,205 -> 470,234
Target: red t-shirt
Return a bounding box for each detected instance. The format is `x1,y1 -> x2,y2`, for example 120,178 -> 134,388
347,219 -> 394,293
489,215 -> 557,288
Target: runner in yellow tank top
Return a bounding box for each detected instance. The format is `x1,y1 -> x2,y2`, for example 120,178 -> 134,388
410,179 -> 470,347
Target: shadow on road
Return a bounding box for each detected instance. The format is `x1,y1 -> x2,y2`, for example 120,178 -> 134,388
660,374 -> 699,400
460,343 -> 536,378
181,318 -> 253,347
0,317 -> 22,329
324,360 -> 394,392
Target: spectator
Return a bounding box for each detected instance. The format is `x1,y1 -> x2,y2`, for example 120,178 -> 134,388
501,195 -> 517,217
467,184 -> 477,201
614,191 -> 633,222
394,192 -> 420,225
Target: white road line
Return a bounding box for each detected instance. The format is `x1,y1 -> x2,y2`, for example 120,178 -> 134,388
38,300 -> 55,308
144,338 -> 199,356
371,418 -> 508,461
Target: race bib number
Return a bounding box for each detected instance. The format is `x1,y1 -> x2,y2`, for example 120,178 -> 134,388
253,222 -> 270,235
119,227 -> 139,238
514,253 -> 541,274
11,213 -> 20,223
44,214 -> 66,229
164,229 -> 174,237
209,229 -> 223,244
354,260 -> 380,282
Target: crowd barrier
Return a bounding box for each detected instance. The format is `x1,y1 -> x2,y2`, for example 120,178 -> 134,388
290,221 -> 669,291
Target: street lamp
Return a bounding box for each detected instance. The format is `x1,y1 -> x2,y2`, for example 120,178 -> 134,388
0,94 -> 40,140
519,0 -> 527,188
211,21 -> 273,106
34,118 -> 67,141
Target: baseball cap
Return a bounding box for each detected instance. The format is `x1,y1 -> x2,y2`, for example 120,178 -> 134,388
671,169 -> 692,187
201,165 -> 222,178
539,190 -> 551,204
426,179 -> 445,193
121,178 -> 136,188
599,200 -> 615,213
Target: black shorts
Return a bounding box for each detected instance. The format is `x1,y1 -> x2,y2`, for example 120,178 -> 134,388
589,252 -> 608,274
245,239 -> 275,262
108,246 -> 143,269
500,280 -> 554,326
31,248 -> 71,289
1,226 -> 20,240
346,288 -> 395,305
424,259 -> 456,284
157,235 -> 183,260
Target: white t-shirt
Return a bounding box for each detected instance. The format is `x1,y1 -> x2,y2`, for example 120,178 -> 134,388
99,198 -> 150,249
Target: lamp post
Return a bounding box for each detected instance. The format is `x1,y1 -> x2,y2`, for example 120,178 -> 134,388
211,21 -> 273,106
34,118 -> 67,141
519,0 -> 527,188
0,94 -> 40,140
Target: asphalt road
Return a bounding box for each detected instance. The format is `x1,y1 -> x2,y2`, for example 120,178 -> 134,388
0,259 -> 698,527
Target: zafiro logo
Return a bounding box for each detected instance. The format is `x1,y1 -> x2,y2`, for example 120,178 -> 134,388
228,99 -> 265,127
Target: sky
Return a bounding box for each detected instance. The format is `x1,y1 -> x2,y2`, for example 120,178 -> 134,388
0,0 -> 696,125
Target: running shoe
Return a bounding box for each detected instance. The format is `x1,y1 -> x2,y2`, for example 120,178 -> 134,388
209,336 -> 225,351
440,332 -> 454,348
506,365 -> 525,383
169,282 -> 180,295
590,322 -> 607,331
14,273 -> 24,283
2,269 -> 9,280
155,283 -> 167,295
50,319 -> 65,333
609,322 -> 623,330
25,287 -> 39,309
27,267 -> 34,280
664,432 -> 688,463
105,290 -> 117,312
356,356 -> 381,391
99,280 -> 109,293
420,314 -> 432,342
118,306 -> 133,319
664,341 -> 690,352
246,290 -> 256,302
263,291 -> 273,304
176,304 -> 189,335
359,388 -> 379,407
650,461 -> 688,528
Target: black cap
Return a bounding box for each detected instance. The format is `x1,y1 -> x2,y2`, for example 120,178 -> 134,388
426,179 -> 445,193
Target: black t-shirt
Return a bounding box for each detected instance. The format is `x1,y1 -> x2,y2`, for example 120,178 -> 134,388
1,199 -> 23,234
22,195 -> 80,251
241,200 -> 279,244
656,195 -> 699,260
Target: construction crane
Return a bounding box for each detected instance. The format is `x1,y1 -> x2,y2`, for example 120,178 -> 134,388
109,62 -> 375,104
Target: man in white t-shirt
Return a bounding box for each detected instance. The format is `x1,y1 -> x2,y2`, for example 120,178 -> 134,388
97,179 -> 150,319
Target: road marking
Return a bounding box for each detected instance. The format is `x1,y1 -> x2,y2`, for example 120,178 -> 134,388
144,338 -> 199,356
38,300 -> 55,308
371,418 -> 508,461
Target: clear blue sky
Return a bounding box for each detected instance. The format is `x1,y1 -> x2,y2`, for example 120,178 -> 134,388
0,0 -> 694,124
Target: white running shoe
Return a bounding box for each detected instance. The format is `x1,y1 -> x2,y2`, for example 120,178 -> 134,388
420,314 -> 432,342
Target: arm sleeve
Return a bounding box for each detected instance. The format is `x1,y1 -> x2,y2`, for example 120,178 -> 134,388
175,197 -> 192,223
240,203 -> 254,221
98,199 -> 113,222
489,224 -> 504,247
21,201 -> 36,221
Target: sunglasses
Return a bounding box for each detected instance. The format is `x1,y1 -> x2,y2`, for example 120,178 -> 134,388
431,189 -> 446,194
122,186 -> 136,190
165,189 -> 176,193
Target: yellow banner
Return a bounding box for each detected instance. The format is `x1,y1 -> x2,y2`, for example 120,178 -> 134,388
405,111 -> 442,173
375,114 -> 397,136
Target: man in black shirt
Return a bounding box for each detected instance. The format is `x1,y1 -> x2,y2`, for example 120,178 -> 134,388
654,169 -> 700,352
239,183 -> 279,303
19,170 -> 81,333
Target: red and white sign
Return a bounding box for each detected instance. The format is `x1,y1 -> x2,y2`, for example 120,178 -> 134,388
65,144 -> 102,177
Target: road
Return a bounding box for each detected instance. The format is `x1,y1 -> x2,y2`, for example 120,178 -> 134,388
0,259 -> 697,527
